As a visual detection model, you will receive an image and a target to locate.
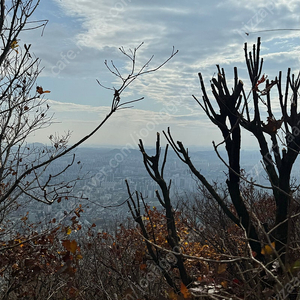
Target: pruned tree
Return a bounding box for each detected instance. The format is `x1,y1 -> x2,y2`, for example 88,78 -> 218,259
188,37 -> 300,264
126,133 -> 193,295
127,38 -> 300,299
164,37 -> 300,298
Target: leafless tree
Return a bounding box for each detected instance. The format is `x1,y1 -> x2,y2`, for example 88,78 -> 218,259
0,0 -> 177,243
126,134 -> 192,294
127,38 -> 300,299
163,37 -> 300,298
0,1 -> 179,299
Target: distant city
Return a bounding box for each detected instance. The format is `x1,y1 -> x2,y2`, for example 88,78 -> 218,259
14,146 -> 300,231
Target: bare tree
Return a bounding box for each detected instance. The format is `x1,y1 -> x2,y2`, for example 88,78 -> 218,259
163,37 -> 300,298
127,38 -> 300,299
126,134 -> 193,294
186,37 -> 300,263
0,1 -> 179,298
0,0 -> 177,242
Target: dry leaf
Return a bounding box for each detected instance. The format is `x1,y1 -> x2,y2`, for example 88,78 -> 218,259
261,242 -> 275,255
217,263 -> 227,274
261,117 -> 283,134
36,86 -> 51,94
180,282 -> 191,299
253,74 -> 267,91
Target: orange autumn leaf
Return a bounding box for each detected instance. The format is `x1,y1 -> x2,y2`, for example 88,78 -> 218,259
180,282 -> 191,299
62,240 -> 70,250
36,86 -> 51,94
253,73 -> 267,91
69,240 -> 78,254
261,242 -> 275,255
62,239 -> 77,254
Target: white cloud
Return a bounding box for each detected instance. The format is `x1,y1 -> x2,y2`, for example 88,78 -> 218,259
26,0 -> 300,147
28,98 -> 220,147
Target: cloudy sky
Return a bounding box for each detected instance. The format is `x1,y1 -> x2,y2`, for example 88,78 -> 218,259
21,0 -> 300,149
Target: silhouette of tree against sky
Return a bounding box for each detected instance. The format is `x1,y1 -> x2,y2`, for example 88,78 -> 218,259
0,1 -> 179,298
165,37 -> 300,265
0,0 -> 177,223
127,38 -> 300,299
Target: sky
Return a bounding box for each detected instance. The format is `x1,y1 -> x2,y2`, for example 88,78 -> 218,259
20,0 -> 300,149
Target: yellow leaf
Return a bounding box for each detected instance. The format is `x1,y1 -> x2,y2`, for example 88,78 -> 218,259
261,242 -> 275,255
66,227 -> 72,235
217,263 -> 227,274
10,40 -> 19,53
11,40 -> 18,48
221,281 -> 228,288
76,254 -> 83,260
69,240 -> 77,254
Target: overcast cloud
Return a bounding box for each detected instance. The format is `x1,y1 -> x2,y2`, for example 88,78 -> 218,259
23,0 -> 300,148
